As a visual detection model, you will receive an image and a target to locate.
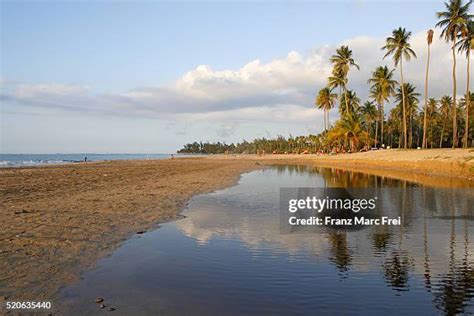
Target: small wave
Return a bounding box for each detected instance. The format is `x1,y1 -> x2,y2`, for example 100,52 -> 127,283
0,159 -> 69,168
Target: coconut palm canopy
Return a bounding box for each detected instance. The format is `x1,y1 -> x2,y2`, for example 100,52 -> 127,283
315,87 -> 338,131
395,83 -> 421,109
382,28 -> 417,66
339,90 -> 360,117
330,45 -> 360,75
456,20 -> 474,56
368,66 -> 397,105
436,0 -> 473,42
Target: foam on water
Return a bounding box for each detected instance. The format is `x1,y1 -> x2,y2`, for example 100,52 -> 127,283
0,153 -> 176,167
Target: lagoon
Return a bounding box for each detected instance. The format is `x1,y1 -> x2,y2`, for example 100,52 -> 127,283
58,165 -> 474,315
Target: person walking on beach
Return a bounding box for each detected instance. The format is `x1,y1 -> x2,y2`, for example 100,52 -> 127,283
84,156 -> 87,162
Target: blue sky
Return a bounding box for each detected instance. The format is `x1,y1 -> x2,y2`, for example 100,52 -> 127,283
1,1 -> 466,153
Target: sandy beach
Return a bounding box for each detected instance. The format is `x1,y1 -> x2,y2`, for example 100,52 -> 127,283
1,149 -> 473,303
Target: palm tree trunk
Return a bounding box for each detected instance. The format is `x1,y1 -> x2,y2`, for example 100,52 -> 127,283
324,109 -> 327,131
430,121 -> 433,148
339,86 -> 342,110
440,122 -> 445,148
423,43 -> 431,149
327,109 -> 330,130
452,42 -> 458,148
409,115 -> 413,148
375,114 -> 379,147
344,87 -> 350,117
381,101 -> 384,146
417,124 -> 421,147
326,110 -> 328,131
400,59 -> 408,149
366,123 -> 370,147
464,49 -> 470,148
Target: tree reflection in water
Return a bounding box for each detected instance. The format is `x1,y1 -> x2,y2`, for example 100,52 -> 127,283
372,232 -> 392,252
382,250 -> 413,292
327,232 -> 352,275
432,192 -> 474,315
276,165 -> 474,314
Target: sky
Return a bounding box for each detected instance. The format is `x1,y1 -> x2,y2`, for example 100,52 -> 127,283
0,0 -> 470,153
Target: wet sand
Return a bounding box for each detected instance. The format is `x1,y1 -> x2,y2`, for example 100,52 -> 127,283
1,149 -> 473,303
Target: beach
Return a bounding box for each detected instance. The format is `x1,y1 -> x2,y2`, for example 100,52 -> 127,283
1,149 -> 473,302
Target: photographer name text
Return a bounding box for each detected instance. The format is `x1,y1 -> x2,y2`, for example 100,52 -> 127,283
289,216 -> 401,226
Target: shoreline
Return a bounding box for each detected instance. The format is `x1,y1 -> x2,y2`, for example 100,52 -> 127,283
3,148 -> 473,180
0,158 -> 261,302
1,149 -> 473,304
222,148 -> 473,182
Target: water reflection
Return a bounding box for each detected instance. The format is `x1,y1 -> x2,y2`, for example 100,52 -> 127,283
271,164 -> 420,188
327,233 -> 352,274
175,166 -> 474,314
59,166 -> 474,315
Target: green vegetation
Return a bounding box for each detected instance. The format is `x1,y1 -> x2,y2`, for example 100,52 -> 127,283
179,0 -> 474,154
178,136 -> 324,154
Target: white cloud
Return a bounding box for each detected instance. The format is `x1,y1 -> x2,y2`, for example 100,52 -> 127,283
1,29 -> 469,134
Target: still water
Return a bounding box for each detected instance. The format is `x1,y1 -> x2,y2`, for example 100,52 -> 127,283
59,166 -> 474,315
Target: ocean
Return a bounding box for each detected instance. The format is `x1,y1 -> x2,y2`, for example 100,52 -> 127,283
0,153 -> 174,167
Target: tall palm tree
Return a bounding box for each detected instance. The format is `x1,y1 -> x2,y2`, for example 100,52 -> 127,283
457,20 -> 474,148
436,0 -> 472,148
395,83 -> 420,148
460,92 -> 474,146
423,29 -> 435,149
368,66 -> 397,146
330,45 -> 360,117
315,87 -> 338,131
439,95 -> 453,147
382,27 -> 417,149
361,100 -> 378,147
427,98 -> 439,148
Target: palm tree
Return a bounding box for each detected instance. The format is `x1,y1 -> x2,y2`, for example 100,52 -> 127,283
394,83 -> 420,148
339,90 -> 360,117
361,100 -> 378,146
457,20 -> 474,148
427,98 -> 439,148
315,87 -> 338,131
382,27 -> 417,149
439,95 -> 453,147
423,29 -> 435,149
460,92 -> 474,146
436,0 -> 472,148
385,118 -> 396,148
328,68 -> 346,116
327,115 -> 369,152
388,107 -> 403,147
368,66 -> 397,146
330,46 -> 360,117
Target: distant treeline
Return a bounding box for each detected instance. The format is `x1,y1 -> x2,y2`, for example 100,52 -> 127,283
177,135 -> 325,154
